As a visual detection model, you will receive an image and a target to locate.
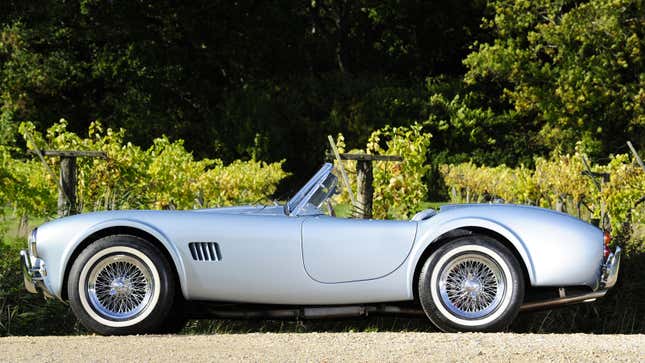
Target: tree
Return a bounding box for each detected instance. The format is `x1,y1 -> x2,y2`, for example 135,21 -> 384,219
463,0 -> 645,157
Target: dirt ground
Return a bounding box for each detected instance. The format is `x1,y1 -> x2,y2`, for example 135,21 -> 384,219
1,333 -> 643,362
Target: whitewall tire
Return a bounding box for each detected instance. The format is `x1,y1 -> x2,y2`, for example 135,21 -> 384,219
68,235 -> 175,335
418,235 -> 525,332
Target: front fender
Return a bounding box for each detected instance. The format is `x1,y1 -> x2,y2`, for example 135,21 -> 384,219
39,217 -> 188,300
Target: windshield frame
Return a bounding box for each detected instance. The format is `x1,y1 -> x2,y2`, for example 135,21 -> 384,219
285,163 -> 335,216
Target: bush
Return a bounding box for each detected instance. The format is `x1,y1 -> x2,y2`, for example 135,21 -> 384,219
333,122 -> 432,219
3,120 -> 289,215
440,148 -> 644,233
0,238 -> 79,336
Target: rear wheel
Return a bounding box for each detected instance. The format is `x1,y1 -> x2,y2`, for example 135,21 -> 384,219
418,235 -> 524,332
68,235 -> 175,335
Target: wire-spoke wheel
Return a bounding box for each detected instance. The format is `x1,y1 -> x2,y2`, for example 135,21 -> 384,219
439,254 -> 506,320
87,254 -> 155,321
419,235 -> 524,332
68,235 -> 175,335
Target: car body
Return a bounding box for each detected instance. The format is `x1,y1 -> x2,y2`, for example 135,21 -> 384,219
21,163 -> 621,334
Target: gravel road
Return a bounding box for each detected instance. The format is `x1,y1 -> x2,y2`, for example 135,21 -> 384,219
2,333 -> 643,362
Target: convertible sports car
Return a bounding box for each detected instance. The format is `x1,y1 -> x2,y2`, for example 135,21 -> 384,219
21,163 -> 621,334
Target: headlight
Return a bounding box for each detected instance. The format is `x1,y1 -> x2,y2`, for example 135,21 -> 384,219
28,228 -> 38,256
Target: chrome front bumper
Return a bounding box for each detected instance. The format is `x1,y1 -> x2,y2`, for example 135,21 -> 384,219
20,249 -> 51,297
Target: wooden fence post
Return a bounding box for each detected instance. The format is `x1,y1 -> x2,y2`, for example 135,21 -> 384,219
30,150 -> 107,216
58,156 -> 78,216
332,153 -> 403,219
356,159 -> 374,219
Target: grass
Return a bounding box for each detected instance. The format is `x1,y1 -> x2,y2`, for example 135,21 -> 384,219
182,317 -> 439,334
0,207 -> 48,239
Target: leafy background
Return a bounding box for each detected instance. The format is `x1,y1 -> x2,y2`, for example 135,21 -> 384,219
0,0 -> 643,335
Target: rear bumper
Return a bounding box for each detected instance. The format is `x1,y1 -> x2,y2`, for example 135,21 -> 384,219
20,249 -> 53,297
600,246 -> 621,289
520,246 -> 621,311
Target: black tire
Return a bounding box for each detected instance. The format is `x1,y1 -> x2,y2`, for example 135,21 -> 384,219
68,234 -> 175,335
418,235 -> 525,332
156,294 -> 188,334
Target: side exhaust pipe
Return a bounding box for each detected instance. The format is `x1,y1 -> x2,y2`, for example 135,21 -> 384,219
519,290 -> 607,312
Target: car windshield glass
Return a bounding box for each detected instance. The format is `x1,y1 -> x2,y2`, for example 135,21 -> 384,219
285,163 -> 333,214
307,173 -> 338,209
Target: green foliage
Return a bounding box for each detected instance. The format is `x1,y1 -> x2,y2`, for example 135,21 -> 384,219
0,145 -> 56,218
0,0 -> 488,182
0,238 -> 78,336
6,120 -> 289,215
216,75 -> 432,183
334,123 -> 432,219
368,124 -> 432,219
599,154 -> 645,233
0,0 -> 641,190
464,0 -> 645,156
440,150 -> 645,234
422,91 -> 534,166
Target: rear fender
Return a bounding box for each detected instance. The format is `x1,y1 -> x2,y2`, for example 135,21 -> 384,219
407,217 -> 536,297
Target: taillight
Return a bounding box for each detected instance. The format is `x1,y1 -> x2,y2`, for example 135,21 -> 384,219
603,230 -> 611,259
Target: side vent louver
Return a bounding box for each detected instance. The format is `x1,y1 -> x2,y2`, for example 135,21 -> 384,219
188,242 -> 221,261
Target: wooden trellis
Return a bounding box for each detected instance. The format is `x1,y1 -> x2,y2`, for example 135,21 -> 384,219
328,136 -> 402,219
30,149 -> 107,216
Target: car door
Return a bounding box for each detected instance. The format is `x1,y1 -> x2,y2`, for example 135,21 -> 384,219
170,211 -> 309,303
301,215 -> 417,283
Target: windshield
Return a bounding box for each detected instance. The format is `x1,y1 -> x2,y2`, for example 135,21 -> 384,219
285,163 -> 337,216
307,174 -> 338,208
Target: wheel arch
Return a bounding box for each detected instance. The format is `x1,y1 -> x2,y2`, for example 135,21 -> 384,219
410,220 -> 535,301
61,222 -> 187,301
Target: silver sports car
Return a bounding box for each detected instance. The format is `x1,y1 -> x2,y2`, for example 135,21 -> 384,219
21,163 -> 621,334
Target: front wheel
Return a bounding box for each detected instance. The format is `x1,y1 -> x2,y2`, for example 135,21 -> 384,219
68,235 -> 175,335
418,235 -> 525,332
